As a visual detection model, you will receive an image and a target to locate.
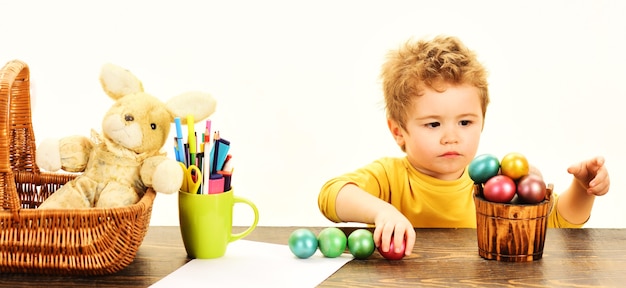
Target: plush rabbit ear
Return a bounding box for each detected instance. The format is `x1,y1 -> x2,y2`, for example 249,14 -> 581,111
166,91 -> 217,122
99,63 -> 144,100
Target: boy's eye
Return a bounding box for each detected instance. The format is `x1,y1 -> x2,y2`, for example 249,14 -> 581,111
459,120 -> 472,126
426,122 -> 440,128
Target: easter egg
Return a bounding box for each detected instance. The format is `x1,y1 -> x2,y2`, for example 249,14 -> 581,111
468,154 -> 500,183
378,238 -> 406,260
347,229 -> 375,259
317,227 -> 347,258
483,175 -> 516,203
288,228 -> 318,259
500,152 -> 529,180
517,174 -> 547,204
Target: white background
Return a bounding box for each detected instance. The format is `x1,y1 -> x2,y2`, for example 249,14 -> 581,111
2,0 -> 624,228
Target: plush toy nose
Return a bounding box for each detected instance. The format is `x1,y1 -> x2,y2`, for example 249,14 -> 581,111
125,114 -> 134,122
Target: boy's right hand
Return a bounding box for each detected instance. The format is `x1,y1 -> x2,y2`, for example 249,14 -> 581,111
373,209 -> 416,256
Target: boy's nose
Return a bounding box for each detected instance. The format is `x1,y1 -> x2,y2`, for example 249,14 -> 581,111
442,138 -> 458,144
441,129 -> 459,144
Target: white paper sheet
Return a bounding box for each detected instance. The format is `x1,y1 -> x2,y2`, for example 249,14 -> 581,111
150,240 -> 353,288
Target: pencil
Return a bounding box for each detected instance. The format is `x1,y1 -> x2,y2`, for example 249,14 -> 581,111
187,115 -> 196,166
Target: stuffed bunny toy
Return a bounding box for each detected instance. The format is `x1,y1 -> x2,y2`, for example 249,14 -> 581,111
36,63 -> 216,208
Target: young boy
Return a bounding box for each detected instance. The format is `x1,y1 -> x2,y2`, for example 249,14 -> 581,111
317,35 -> 610,256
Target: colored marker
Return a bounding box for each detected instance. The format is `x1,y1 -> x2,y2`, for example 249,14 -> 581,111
174,117 -> 186,166
208,174 -> 224,194
187,115 -> 196,166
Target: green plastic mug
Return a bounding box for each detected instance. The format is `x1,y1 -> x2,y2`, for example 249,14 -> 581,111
178,189 -> 259,259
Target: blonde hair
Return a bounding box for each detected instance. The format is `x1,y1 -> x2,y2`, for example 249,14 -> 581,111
381,35 -> 489,130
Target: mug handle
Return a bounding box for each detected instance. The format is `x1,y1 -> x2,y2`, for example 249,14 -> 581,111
229,196 -> 259,242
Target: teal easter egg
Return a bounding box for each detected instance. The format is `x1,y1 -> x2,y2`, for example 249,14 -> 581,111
288,228 -> 318,259
468,154 -> 500,183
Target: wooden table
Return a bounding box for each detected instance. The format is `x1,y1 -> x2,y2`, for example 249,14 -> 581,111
0,226 -> 624,287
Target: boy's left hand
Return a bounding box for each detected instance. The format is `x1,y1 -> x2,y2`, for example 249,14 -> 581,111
567,156 -> 610,196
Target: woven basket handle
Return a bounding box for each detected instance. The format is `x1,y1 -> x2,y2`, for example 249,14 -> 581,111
0,59 -> 40,212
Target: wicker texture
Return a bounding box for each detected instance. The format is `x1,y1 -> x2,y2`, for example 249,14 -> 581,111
0,59 -> 156,275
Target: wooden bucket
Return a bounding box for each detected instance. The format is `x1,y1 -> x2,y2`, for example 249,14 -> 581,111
473,183 -> 553,262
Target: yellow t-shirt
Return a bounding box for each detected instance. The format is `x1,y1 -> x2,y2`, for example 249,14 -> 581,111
318,157 -> 582,228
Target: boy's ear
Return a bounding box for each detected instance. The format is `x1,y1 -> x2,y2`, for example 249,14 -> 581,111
387,118 -> 405,148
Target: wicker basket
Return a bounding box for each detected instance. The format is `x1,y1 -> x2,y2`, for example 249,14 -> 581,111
0,59 -> 156,275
